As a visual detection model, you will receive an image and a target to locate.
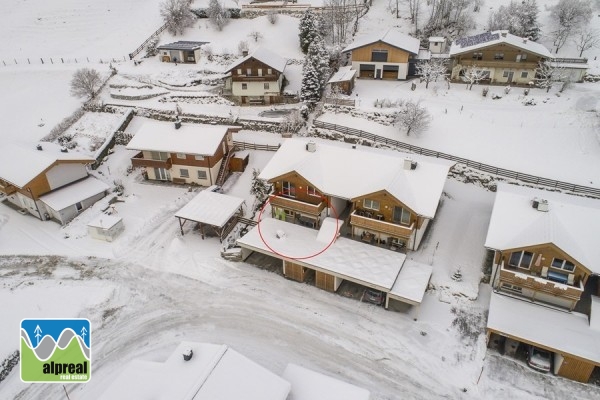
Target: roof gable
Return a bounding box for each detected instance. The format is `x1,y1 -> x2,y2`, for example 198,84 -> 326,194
342,29 -> 420,55
226,47 -> 287,73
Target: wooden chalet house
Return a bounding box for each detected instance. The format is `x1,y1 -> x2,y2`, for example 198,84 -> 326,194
341,28 -> 420,80
157,41 -> 209,64
0,143 -> 109,225
223,47 -> 287,105
449,31 -> 552,85
485,183 -> 600,383
259,139 -> 453,251
126,119 -> 241,187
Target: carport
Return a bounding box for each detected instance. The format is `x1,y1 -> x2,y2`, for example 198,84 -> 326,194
175,190 -> 244,242
487,293 -> 600,383
237,217 -> 431,309
387,260 -> 432,311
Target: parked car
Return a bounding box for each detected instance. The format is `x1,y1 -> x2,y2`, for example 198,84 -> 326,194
362,289 -> 384,306
526,345 -> 552,373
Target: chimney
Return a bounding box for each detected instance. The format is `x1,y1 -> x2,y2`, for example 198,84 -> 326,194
532,198 -> 549,212
36,144 -> 43,151
182,347 -> 193,361
174,118 -> 181,130
306,141 -> 316,153
404,158 -> 417,170
242,50 -> 248,57
500,30 -> 508,37
60,147 -> 68,153
523,38 -> 528,44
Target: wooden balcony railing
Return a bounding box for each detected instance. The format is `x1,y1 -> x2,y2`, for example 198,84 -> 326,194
269,195 -> 325,216
350,211 -> 414,238
131,152 -> 172,169
231,75 -> 278,82
499,265 -> 584,302
0,183 -> 18,195
457,60 -> 538,70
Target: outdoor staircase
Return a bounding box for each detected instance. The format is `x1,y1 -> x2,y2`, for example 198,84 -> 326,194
215,147 -> 238,187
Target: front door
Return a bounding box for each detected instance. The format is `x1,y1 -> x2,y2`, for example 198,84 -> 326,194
507,71 -> 514,83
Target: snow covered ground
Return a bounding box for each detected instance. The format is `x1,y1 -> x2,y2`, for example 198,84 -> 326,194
2,0 -> 600,399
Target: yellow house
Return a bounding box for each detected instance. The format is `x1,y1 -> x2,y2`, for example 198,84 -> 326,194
342,29 -> 420,80
449,30 -> 552,84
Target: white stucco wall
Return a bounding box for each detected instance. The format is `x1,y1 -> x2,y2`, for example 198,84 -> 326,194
171,160 -> 221,186
231,80 -> 281,97
352,61 -> 409,80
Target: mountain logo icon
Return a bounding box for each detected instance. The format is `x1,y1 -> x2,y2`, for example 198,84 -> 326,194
20,318 -> 91,383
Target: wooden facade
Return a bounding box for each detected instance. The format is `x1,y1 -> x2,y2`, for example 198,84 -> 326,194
226,53 -> 285,105
557,356 -> 596,383
284,261 -> 309,282
348,41 -> 414,80
350,41 -> 411,64
315,270 -> 335,292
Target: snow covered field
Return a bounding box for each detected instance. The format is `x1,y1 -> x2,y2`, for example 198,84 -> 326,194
2,0 -> 600,399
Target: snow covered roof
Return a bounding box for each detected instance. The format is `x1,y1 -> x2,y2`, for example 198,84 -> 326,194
449,31 -> 552,58
39,177 -> 109,211
282,364 -> 370,400
548,60 -> 589,69
342,29 -> 420,55
238,217 -> 406,291
389,260 -> 432,305
0,142 -> 94,188
259,138 -> 453,218
488,293 -> 600,365
327,66 -> 356,84
156,41 -> 209,51
126,120 -> 230,156
226,47 -> 287,73
429,37 -> 445,42
175,190 -> 244,228
99,342 -> 290,400
484,183 -> 600,274
416,49 -> 431,60
87,214 -> 122,230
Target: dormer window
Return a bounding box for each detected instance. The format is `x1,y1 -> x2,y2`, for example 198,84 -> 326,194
551,258 -> 575,272
282,181 -> 295,197
472,52 -> 483,60
508,251 -> 533,269
363,199 -> 380,211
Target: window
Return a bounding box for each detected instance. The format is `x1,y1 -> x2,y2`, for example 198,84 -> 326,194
197,170 -> 207,180
180,169 -> 189,178
371,50 -> 388,62
246,68 -> 252,76
150,151 -> 168,161
551,258 -> 575,272
176,153 -> 186,159
433,42 -> 439,47
267,68 -> 272,74
237,69 -> 242,75
363,199 -> 380,211
75,202 -> 83,212
521,53 -> 527,60
282,181 -> 296,197
472,52 -> 483,60
503,70 -> 510,78
241,83 -> 248,90
521,71 -> 528,78
264,83 -> 270,90
307,186 -> 319,197
494,52 -> 504,60
508,251 -> 534,269
501,283 -> 522,294
194,155 -> 205,160
393,206 -> 411,225
258,68 -> 262,76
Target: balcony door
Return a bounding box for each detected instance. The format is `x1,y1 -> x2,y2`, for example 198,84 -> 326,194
154,168 -> 170,181
392,206 -> 410,225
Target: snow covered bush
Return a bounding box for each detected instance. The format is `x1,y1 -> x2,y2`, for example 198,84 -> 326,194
160,0 -> 196,36
481,87 -> 489,97
70,68 -> 102,100
394,101 -> 431,136
203,45 -> 214,61
145,37 -> 159,58
248,31 -> 263,43
487,0 -> 540,41
237,41 -> 249,55
280,111 -> 304,134
207,0 -> 230,31
523,98 -> 536,106
250,169 -> 270,209
504,86 -> 511,95
267,11 -> 278,25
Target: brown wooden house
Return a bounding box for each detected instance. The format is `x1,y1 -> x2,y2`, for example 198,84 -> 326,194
484,183 -> 600,383
449,31 -> 552,85
223,47 -> 287,105
126,118 -> 241,187
260,139 -> 453,251
341,28 -> 420,80
327,66 -> 357,95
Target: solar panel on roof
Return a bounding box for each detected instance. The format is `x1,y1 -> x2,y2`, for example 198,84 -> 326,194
455,32 -> 499,48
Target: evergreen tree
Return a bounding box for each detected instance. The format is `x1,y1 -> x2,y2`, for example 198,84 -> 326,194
307,35 -> 330,92
300,61 -> 321,105
487,0 -> 540,41
250,169 -> 270,204
521,0 -> 541,41
299,9 -> 319,53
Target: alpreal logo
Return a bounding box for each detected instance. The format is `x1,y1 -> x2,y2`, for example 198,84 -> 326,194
20,318 -> 91,383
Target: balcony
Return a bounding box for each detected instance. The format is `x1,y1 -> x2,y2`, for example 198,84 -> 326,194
269,194 -> 325,216
457,59 -> 538,70
350,211 -> 414,238
131,152 -> 172,169
499,264 -> 584,302
231,75 -> 278,82
0,182 -> 17,195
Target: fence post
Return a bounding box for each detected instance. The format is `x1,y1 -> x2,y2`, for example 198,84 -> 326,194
50,58 -> 53,64
2,60 -> 5,66
14,58 -> 17,64
41,58 -> 44,64
75,58 -> 78,63
87,57 -> 89,62
61,58 -> 64,63
28,58 -> 30,64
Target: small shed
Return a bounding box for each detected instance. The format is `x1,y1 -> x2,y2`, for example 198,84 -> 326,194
156,41 -> 209,63
229,150 -> 250,173
175,190 -> 245,242
428,37 -> 447,54
87,214 -> 124,242
327,66 -> 357,95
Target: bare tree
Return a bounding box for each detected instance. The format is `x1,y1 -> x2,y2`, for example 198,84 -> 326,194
573,28 -> 600,57
416,58 -> 448,89
160,0 -> 196,36
207,0 -> 230,31
70,68 -> 102,100
394,100 -> 432,136
461,66 -> 488,90
405,0 -> 423,34
237,40 -> 249,55
534,62 -> 565,92
248,31 -> 263,42
267,11 -> 279,24
550,0 -> 593,53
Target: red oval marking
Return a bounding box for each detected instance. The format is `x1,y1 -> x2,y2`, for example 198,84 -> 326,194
257,193 -> 339,260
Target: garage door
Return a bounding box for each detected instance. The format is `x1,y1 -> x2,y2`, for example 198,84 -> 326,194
382,65 -> 399,79
359,64 -> 375,78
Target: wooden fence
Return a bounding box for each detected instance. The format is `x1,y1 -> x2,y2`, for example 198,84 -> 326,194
313,120 -> 600,197
128,22 -> 168,60
324,97 -> 356,107
233,141 -> 280,152
2,56 -> 127,67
